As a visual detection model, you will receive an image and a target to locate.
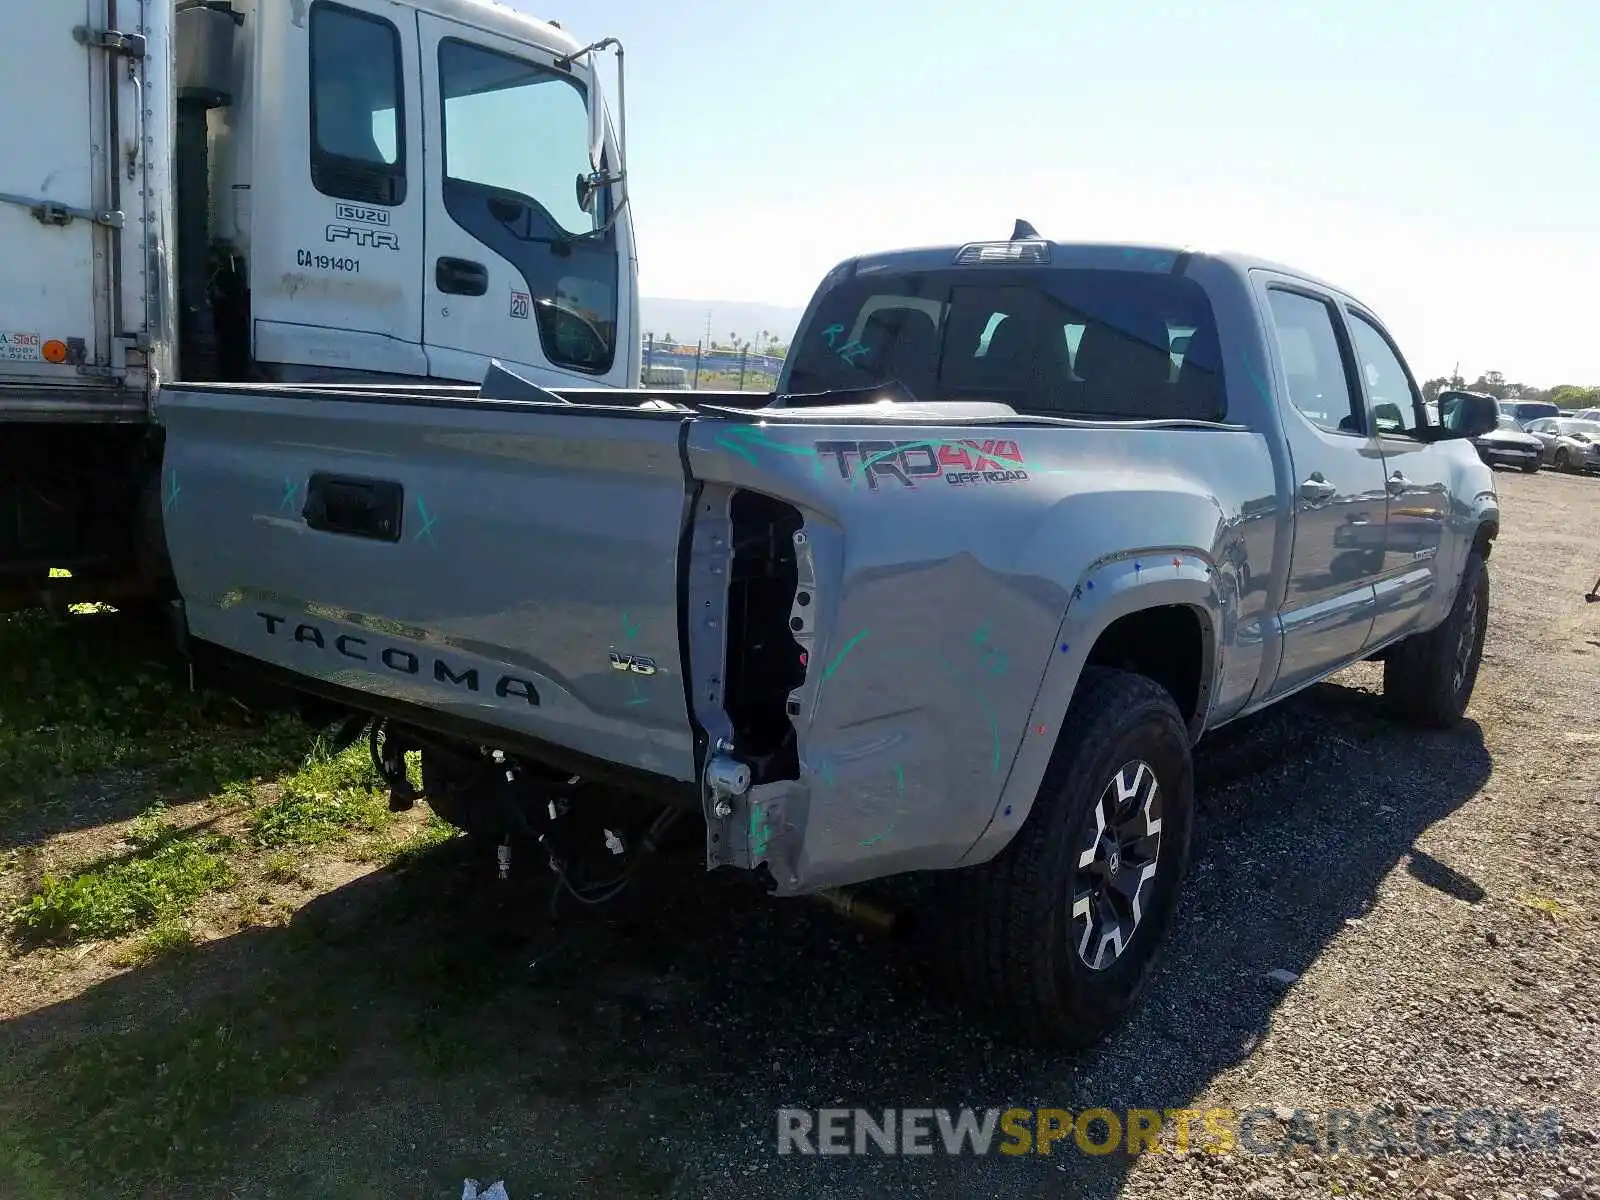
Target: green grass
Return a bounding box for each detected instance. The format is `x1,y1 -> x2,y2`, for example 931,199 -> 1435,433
0,610 -> 475,1190
0,988 -> 350,1184
245,741 -> 393,848
352,809 -> 458,868
121,916 -> 198,966
8,809 -> 235,947
0,610 -> 307,828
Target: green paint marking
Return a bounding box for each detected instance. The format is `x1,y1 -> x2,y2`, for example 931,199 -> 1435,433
972,621 -> 991,646
723,425 -> 820,457
749,804 -> 772,859
846,438 -> 952,490
894,763 -> 905,798
414,496 -> 439,542
821,629 -> 868,680
715,434 -> 760,465
858,822 -> 896,848
1242,353 -> 1273,406
621,613 -> 639,639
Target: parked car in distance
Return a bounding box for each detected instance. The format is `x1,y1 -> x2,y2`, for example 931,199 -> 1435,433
1500,399 -> 1561,425
1472,414 -> 1544,472
1522,417 -> 1600,473
1571,407 -> 1600,422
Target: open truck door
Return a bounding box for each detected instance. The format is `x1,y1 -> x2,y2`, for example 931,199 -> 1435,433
156,380 -> 698,783
417,13 -> 632,388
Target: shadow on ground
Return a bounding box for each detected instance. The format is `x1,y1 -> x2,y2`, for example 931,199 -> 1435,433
0,609 -> 305,851
0,676 -> 1491,1199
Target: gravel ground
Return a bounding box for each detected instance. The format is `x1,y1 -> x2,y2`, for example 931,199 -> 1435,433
2,467 -> 1597,1199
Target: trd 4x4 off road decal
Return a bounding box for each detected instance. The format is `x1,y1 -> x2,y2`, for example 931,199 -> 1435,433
814,438 -> 1029,490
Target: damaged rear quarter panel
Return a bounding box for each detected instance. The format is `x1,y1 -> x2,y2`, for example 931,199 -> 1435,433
685,417 -> 1276,895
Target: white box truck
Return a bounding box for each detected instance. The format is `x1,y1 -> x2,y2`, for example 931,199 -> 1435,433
0,0 -> 636,609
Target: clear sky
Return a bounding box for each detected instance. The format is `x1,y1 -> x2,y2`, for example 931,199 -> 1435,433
556,0 -> 1597,385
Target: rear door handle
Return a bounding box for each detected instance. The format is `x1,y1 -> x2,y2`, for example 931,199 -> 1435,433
435,256 -> 488,296
302,473 -> 404,542
1386,471 -> 1409,495
1299,474 -> 1337,502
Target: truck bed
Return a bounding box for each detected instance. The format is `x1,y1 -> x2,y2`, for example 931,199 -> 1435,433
154,376 -> 1276,893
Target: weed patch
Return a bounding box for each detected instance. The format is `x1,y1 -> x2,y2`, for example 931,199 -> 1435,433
120,917 -> 197,967
246,743 -> 390,848
0,611 -> 309,831
8,811 -> 234,947
354,811 -> 458,868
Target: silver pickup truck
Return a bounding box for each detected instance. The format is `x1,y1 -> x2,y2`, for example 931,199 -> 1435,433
151,230 -> 1502,1047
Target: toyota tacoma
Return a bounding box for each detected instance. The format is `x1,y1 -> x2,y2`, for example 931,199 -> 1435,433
147,226 -> 1502,1047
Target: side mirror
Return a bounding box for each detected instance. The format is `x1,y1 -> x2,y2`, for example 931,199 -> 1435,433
557,37 -> 627,230
1436,390 -> 1499,440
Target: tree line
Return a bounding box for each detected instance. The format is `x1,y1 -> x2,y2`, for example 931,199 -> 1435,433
1420,371 -> 1600,409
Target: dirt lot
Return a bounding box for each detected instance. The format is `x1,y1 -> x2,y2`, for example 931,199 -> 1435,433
1,468 -> 1597,1199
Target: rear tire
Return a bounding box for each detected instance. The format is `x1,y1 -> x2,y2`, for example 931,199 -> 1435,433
1383,550 -> 1489,729
420,749 -> 490,837
935,668 -> 1195,1049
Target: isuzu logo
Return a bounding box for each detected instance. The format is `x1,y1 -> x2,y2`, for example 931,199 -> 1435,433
610,649 -> 658,676
334,203 -> 390,226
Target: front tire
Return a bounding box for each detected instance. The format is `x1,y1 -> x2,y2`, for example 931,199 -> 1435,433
1383,550 -> 1489,729
1520,459 -> 1540,474
935,668 -> 1195,1049
1555,448 -> 1575,473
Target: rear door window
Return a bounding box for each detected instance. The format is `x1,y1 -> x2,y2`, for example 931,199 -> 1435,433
1264,290 -> 1363,435
783,268 -> 1226,421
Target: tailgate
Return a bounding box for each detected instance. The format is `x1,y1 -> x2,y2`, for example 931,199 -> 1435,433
157,386 -> 697,782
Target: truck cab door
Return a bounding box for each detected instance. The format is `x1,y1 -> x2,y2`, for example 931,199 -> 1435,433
247,0 -> 426,378
417,14 -> 630,388
1258,281 -> 1390,697
1342,306 -> 1450,645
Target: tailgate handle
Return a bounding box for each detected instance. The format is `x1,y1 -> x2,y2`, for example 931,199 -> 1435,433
435,256 -> 488,296
302,474 -> 404,542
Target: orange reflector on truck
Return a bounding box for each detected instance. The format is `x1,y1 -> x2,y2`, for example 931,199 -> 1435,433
41,339 -> 68,364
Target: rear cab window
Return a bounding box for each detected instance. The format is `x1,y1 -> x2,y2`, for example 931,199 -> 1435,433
309,2 -> 407,206
783,268 -> 1227,421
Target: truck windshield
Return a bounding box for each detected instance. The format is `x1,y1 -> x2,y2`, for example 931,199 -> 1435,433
783,268 -> 1226,421
439,40 -> 618,373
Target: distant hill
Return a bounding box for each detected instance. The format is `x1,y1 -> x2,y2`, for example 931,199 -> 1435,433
640,297 -> 806,349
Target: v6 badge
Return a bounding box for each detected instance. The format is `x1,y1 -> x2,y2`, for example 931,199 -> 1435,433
609,649 -> 658,676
